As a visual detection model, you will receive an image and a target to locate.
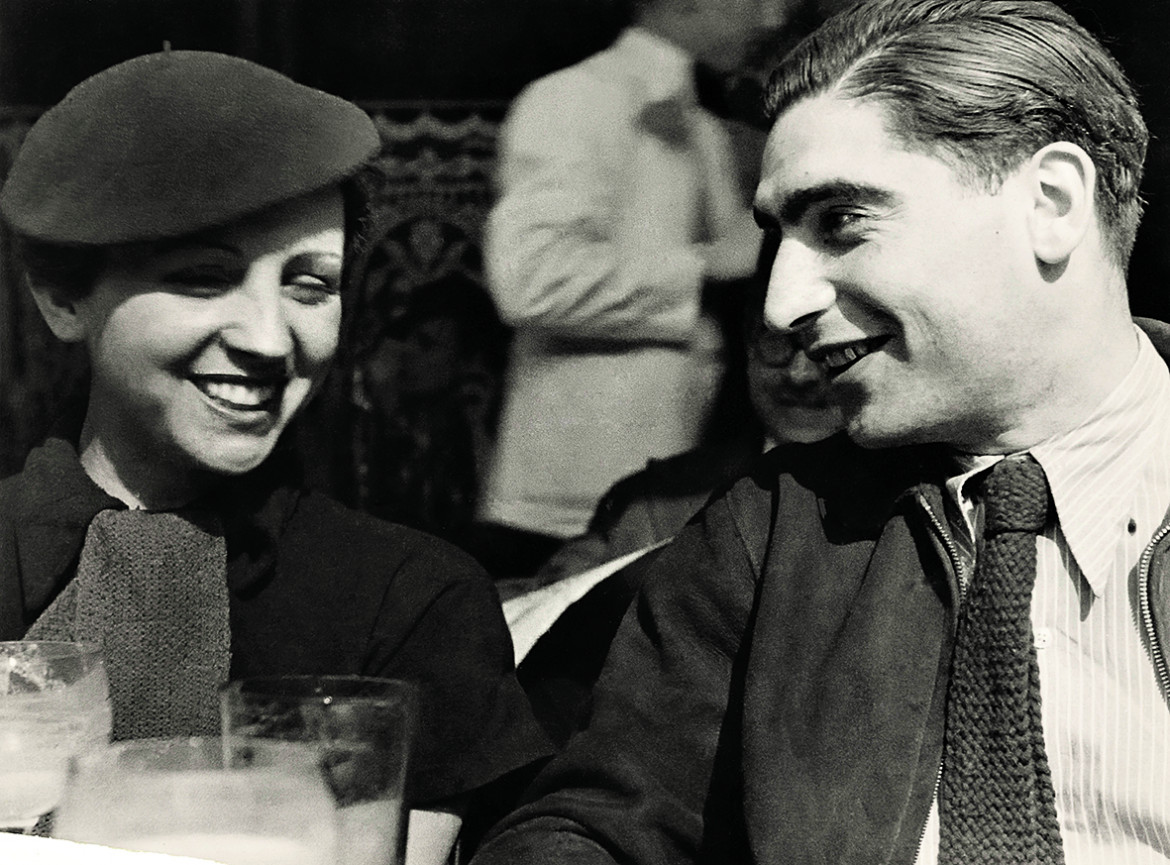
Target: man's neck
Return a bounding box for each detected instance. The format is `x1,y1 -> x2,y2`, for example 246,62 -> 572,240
956,319 -> 1141,456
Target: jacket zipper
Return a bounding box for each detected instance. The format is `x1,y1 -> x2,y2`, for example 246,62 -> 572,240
1138,520 -> 1170,700
913,497 -> 966,862
918,494 -> 969,599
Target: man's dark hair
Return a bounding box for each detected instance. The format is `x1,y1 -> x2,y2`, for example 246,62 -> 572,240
765,0 -> 1148,268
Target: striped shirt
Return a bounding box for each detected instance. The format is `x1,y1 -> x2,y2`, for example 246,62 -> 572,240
915,327 -> 1170,864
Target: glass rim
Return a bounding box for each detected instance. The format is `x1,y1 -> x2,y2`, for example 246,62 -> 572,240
70,735 -> 325,771
0,639 -> 103,657
221,674 -> 417,705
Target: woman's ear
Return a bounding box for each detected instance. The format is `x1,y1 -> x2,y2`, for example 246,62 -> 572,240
1027,141 -> 1096,266
27,277 -> 88,342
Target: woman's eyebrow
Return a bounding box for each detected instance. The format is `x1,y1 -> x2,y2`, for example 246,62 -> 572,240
285,250 -> 343,269
146,237 -> 241,257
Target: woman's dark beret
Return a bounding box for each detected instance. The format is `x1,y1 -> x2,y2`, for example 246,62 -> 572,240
0,50 -> 381,245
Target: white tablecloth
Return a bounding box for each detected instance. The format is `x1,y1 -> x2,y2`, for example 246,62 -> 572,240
0,833 -> 214,864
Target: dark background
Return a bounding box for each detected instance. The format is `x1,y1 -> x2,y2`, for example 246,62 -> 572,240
0,0 -> 628,105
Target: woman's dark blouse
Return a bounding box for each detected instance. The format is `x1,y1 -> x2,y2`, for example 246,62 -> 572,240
0,436 -> 551,806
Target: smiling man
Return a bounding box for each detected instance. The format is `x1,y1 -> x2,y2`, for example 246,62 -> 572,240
470,2 -> 1170,864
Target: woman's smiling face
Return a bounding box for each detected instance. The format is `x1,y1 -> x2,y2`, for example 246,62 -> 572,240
67,188 -> 345,505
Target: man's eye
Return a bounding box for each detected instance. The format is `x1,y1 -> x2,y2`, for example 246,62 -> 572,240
819,209 -> 867,247
285,273 -> 340,306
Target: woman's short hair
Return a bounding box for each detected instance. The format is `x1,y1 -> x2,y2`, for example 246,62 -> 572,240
764,0 -> 1148,268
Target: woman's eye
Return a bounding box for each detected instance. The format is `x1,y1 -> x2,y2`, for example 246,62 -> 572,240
284,273 -> 340,305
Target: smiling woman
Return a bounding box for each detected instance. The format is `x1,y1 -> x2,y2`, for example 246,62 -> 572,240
29,189 -> 346,508
0,51 -> 550,865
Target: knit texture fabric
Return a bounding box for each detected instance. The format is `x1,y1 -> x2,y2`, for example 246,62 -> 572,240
26,508 -> 230,739
938,454 -> 1065,864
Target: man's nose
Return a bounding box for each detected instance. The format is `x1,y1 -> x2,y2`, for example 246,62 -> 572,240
763,237 -> 836,333
220,277 -> 294,359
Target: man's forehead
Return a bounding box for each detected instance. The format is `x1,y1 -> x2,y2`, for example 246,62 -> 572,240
762,94 -> 899,173
755,94 -> 952,217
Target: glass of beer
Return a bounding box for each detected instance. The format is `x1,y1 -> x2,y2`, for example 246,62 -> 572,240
53,736 -> 337,864
0,641 -> 112,832
220,676 -> 416,865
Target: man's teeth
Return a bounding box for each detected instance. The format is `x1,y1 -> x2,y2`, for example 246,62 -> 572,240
198,379 -> 278,408
823,343 -> 872,370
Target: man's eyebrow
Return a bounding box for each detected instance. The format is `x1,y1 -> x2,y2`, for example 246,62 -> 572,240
754,181 -> 897,230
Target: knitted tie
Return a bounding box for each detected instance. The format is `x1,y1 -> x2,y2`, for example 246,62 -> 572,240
939,454 -> 1065,864
26,509 -> 230,740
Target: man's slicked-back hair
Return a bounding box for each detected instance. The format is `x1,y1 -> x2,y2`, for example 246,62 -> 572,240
765,0 -> 1149,268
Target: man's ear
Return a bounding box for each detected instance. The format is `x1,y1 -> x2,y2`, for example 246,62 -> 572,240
27,277 -> 88,342
1027,141 -> 1096,265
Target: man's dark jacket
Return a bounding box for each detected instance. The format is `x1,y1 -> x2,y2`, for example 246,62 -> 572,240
471,318 -> 1170,865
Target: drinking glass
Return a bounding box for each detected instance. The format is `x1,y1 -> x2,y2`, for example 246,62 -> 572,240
220,676 -> 416,865
53,736 -> 337,865
0,641 -> 112,832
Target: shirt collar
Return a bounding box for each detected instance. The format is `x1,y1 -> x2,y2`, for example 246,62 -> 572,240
947,326 -> 1170,596
616,26 -> 696,102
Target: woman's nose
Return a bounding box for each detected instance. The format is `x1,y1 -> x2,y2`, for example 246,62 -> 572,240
762,238 -> 836,333
220,278 -> 294,359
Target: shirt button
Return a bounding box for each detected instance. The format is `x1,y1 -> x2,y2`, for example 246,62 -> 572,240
1034,628 -> 1052,650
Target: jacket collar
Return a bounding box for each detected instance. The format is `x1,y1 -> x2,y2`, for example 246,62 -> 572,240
742,434 -> 956,865
769,431 -> 951,541
10,436 -> 125,617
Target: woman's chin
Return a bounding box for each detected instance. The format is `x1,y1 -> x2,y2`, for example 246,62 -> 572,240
186,436 -> 280,479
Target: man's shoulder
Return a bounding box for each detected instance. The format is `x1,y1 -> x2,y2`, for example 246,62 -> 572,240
716,434 -> 943,542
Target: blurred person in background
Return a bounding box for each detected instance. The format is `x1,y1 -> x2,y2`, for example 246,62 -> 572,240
534,277 -> 843,585
474,0 -> 794,579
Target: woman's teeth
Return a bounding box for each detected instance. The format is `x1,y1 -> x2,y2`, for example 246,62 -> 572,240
195,378 -> 278,408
